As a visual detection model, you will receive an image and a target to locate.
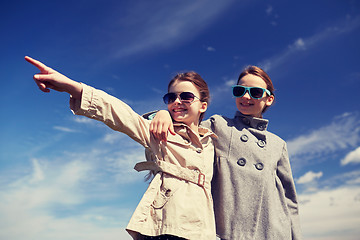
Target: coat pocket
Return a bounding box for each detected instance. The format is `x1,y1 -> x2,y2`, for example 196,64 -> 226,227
151,173 -> 182,209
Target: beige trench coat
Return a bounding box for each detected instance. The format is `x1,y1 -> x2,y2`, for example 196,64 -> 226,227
70,84 -> 217,240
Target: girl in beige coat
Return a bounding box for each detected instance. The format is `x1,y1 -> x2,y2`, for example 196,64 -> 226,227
26,56 -> 217,240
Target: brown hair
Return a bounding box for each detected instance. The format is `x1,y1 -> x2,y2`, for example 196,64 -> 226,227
237,66 -> 275,113
168,71 -> 210,122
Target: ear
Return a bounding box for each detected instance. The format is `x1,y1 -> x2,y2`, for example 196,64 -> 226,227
199,101 -> 208,113
265,95 -> 274,107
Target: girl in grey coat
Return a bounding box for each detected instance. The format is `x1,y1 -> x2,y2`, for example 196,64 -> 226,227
149,66 -> 301,240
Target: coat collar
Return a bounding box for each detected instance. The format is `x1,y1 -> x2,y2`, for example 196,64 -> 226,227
235,111 -> 269,131
173,122 -> 217,140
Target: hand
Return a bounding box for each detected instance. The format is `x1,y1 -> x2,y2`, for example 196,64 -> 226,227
25,56 -> 83,99
149,110 -> 175,142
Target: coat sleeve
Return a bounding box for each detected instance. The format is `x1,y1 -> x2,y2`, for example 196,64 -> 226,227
277,142 -> 302,240
70,83 -> 152,148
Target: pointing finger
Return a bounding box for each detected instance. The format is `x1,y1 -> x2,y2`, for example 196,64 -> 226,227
25,56 -> 52,73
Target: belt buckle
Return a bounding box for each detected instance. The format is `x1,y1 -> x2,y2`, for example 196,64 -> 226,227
198,173 -> 205,187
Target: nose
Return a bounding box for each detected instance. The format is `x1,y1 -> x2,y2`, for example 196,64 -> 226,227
242,90 -> 251,99
173,95 -> 182,104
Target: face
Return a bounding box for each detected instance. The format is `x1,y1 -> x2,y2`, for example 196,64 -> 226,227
236,74 -> 274,118
167,80 -> 207,130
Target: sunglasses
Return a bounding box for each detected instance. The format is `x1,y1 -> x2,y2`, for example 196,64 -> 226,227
163,92 -> 200,104
232,85 -> 271,99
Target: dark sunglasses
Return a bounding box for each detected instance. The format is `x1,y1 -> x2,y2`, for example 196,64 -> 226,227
163,92 -> 200,104
232,85 -> 271,99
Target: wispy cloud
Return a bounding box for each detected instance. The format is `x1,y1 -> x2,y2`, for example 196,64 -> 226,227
30,158 -> 45,183
287,112 -> 360,167
259,15 -> 360,71
108,1 -> 234,59
319,170 -> 360,189
265,5 -> 278,26
206,46 -> 216,52
53,126 -> 78,133
266,5 -> 273,15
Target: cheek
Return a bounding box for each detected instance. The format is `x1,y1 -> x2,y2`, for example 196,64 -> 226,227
235,99 -> 242,110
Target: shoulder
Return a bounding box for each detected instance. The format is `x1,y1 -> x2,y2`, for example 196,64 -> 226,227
208,114 -> 234,124
266,129 -> 287,149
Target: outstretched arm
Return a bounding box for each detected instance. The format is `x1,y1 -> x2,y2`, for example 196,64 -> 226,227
149,110 -> 175,142
25,56 -> 83,99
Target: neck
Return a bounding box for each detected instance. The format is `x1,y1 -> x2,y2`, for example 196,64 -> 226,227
189,123 -> 199,134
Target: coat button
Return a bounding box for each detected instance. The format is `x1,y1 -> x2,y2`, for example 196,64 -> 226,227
257,123 -> 266,131
240,134 -> 249,142
255,163 -> 264,170
196,148 -> 202,153
165,189 -> 171,197
237,158 -> 246,166
257,140 -> 266,148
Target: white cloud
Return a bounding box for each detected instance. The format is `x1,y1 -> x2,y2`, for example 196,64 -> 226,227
341,146 -> 360,165
299,186 -> 360,240
259,15 -> 360,71
297,171 -> 323,184
0,149 -> 144,240
287,112 -> 360,166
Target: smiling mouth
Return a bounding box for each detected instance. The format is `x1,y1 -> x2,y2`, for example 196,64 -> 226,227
240,102 -> 253,107
172,108 -> 187,113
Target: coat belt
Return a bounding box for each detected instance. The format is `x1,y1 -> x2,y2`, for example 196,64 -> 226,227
134,161 -> 206,188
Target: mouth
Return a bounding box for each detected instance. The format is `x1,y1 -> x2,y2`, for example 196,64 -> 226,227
172,107 -> 187,113
240,102 -> 253,107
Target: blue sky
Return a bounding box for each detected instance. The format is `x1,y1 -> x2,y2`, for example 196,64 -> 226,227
1,0 -> 360,239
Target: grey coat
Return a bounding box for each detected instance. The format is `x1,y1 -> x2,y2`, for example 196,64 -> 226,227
201,111 -> 301,240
